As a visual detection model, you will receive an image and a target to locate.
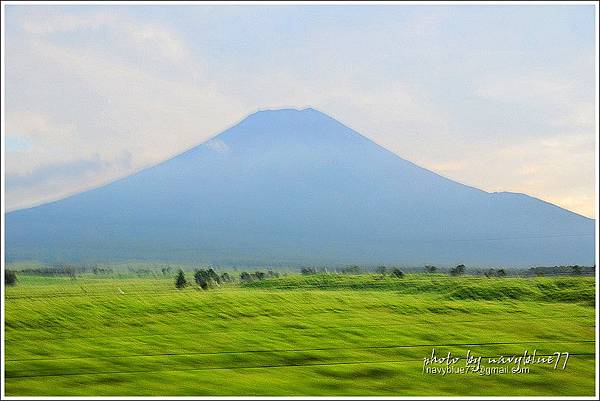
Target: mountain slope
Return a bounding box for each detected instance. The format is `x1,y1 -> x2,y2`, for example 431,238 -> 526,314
5,108 -> 595,267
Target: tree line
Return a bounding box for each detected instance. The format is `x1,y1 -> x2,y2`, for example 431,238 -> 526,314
175,268 -> 281,289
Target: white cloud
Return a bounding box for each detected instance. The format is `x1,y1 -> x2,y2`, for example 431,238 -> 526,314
122,23 -> 188,62
6,111 -> 77,144
19,11 -> 118,35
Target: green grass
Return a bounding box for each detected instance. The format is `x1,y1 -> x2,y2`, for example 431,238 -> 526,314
4,274 -> 596,396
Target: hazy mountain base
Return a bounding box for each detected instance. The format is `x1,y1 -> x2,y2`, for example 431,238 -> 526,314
4,274 -> 595,396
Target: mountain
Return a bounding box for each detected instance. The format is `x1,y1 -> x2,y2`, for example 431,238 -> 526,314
4,108 -> 595,267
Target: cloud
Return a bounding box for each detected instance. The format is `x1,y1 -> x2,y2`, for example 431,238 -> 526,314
430,133 -> 596,218
6,154 -> 108,191
121,22 -> 188,62
19,10 -> 118,35
474,74 -> 573,104
472,67 -> 595,134
6,111 -> 77,144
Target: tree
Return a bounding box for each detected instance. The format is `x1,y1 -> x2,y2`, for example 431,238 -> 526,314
194,268 -> 222,289
220,272 -> 231,283
240,272 -> 253,282
175,269 -> 187,289
5,270 -> 17,286
301,267 -> 317,275
207,268 -> 221,284
342,265 -> 361,274
424,265 -> 437,274
391,268 -> 405,278
496,268 -> 507,277
572,265 -> 582,275
194,269 -> 209,290
450,264 -> 465,276
375,266 -> 387,274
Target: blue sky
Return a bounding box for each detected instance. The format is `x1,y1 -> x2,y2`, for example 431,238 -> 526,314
3,4 -> 597,217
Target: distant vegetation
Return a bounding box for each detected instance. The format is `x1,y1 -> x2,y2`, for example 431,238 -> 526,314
5,262 -> 595,283
528,265 -> 594,277
239,270 -> 279,282
240,273 -> 595,304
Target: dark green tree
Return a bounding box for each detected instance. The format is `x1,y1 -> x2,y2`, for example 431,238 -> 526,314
175,269 -> 187,289
424,265 -> 437,274
391,268 -> 405,278
194,270 -> 208,289
450,264 -> 466,276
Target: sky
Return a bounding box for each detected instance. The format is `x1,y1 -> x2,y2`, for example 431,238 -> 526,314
3,4 -> 597,218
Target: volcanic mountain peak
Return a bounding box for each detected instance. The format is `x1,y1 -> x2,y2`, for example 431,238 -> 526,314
5,108 -> 595,267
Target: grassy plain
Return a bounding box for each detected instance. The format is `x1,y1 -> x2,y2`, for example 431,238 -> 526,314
3,273 -> 596,396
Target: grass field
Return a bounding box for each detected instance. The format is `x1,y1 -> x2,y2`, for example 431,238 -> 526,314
3,273 -> 597,396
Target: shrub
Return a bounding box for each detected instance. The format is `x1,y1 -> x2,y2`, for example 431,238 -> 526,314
301,267 -> 317,275
391,268 -> 405,278
92,266 -> 113,275
375,266 -> 387,274
485,268 -> 507,278
424,265 -> 437,273
5,270 -> 17,286
342,265 -> 361,274
175,269 -> 187,289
